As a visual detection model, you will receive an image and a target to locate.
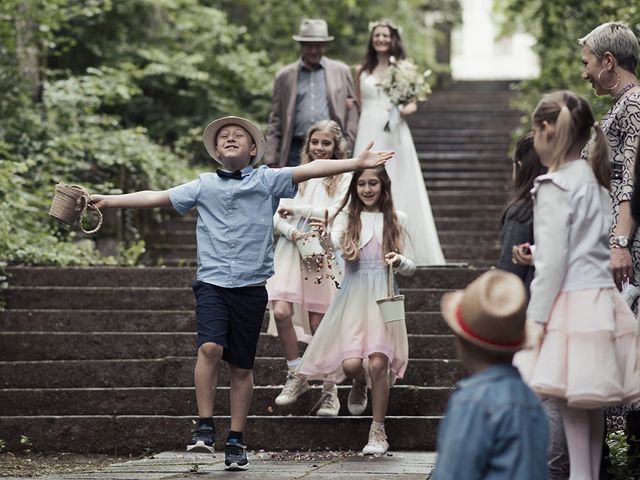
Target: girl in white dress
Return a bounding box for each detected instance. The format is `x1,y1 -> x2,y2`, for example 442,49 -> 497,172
515,91 -> 640,479
354,19 -> 444,266
266,120 -> 351,416
298,166 -> 415,455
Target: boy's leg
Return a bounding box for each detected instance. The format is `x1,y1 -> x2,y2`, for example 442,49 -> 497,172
194,342 -> 224,416
228,364 -> 254,432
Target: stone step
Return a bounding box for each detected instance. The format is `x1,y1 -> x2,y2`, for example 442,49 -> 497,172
0,310 -> 454,335
431,205 -> 503,217
442,245 -> 501,262
4,266 -> 478,288
410,128 -> 518,138
418,151 -> 510,161
0,415 -> 441,453
4,286 -> 451,311
0,332 -> 456,361
0,385 -> 452,417
424,180 -> 511,191
421,171 -> 511,181
423,162 -> 510,172
413,143 -> 509,152
0,357 -> 462,388
427,190 -> 508,205
438,231 -> 500,244
435,217 -> 501,230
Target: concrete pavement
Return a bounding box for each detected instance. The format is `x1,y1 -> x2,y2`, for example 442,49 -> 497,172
7,451 -> 436,479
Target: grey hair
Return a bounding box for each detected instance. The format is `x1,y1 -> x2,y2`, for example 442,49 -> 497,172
578,22 -> 639,73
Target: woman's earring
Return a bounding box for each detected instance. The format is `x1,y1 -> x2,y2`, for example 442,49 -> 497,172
597,68 -> 620,91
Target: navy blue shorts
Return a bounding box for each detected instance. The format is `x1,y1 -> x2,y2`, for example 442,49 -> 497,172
192,281 -> 268,369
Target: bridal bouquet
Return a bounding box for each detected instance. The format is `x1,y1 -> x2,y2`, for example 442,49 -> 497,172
379,56 -> 432,131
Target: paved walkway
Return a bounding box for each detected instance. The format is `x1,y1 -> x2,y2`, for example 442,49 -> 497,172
10,451 -> 436,479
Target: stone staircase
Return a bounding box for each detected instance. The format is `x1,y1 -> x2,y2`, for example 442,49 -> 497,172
0,80 -> 519,453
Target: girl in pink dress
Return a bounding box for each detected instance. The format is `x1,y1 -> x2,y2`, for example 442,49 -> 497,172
298,166 -> 415,455
516,90 -> 640,479
266,120 -> 352,416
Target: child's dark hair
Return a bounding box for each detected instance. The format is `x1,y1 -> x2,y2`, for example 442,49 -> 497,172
360,19 -> 406,74
299,120 -> 348,197
332,167 -> 402,262
532,90 -> 610,189
501,133 -> 547,224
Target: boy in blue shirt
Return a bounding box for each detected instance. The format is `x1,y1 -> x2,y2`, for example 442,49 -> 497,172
432,270 -> 548,479
91,116 -> 393,471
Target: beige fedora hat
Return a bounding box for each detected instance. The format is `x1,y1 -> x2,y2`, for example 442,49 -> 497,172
202,116 -> 265,166
440,270 -> 527,353
292,18 -> 334,42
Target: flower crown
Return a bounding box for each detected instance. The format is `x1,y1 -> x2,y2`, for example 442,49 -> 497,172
368,19 -> 401,34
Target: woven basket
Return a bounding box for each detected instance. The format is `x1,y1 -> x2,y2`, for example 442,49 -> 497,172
296,231 -> 324,272
48,183 -> 103,234
376,264 -> 405,324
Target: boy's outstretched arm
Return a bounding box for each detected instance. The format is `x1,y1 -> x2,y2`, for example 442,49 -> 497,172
91,190 -> 172,209
291,141 -> 393,184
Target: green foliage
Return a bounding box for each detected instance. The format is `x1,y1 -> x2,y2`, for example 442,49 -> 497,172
494,1 -> 640,133
0,0 -> 461,266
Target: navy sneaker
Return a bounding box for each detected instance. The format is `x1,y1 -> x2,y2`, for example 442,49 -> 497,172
224,438 -> 249,471
186,425 -> 215,454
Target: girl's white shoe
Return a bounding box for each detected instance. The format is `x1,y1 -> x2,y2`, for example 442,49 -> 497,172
362,424 -> 389,455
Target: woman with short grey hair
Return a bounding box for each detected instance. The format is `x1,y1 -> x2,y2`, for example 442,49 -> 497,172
579,20 -> 640,474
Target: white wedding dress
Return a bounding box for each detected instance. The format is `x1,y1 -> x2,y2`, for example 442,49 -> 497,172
354,72 -> 445,266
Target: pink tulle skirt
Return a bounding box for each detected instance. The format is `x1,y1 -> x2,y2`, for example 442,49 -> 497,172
515,288 -> 640,408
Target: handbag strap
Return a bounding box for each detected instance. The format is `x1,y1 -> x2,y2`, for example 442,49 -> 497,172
71,184 -> 103,235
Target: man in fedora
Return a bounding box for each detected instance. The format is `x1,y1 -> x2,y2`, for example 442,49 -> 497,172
265,18 -> 358,167
431,270 -> 549,479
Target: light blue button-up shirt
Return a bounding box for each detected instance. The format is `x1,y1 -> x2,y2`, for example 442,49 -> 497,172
169,165 -> 297,288
433,365 -> 548,480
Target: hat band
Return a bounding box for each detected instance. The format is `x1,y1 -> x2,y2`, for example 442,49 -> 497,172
455,305 -> 524,348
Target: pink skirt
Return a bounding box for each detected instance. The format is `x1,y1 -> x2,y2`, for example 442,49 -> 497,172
515,288 -> 640,408
266,235 -> 339,343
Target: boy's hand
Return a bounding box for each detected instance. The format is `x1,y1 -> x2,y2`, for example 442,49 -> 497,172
385,252 -> 401,267
356,141 -> 394,169
90,194 -> 107,209
278,206 -> 295,218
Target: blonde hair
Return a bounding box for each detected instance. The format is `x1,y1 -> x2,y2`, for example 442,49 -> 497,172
532,90 -> 610,189
298,120 -> 348,197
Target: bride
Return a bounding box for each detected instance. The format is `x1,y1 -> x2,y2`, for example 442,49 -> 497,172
354,19 -> 444,266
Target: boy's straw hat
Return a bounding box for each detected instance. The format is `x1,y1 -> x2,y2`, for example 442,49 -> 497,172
440,270 -> 527,353
292,19 -> 334,42
202,116 -> 266,166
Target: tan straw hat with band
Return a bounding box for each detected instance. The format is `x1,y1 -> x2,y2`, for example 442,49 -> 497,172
202,116 -> 266,166
292,19 -> 334,42
440,270 -> 527,353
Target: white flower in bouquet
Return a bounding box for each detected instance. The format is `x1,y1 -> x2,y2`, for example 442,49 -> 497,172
378,57 -> 432,131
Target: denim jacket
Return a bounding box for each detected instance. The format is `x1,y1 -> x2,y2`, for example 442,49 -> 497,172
432,365 -> 548,480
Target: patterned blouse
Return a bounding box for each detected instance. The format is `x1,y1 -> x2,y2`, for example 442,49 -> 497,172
582,91 -> 640,284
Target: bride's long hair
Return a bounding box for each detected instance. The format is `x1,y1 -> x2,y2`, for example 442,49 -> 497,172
360,19 -> 406,74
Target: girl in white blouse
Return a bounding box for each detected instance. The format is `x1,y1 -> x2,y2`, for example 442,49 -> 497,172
517,90 -> 640,479
298,166 -> 415,455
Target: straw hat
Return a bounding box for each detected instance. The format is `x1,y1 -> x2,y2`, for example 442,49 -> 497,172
292,19 -> 334,42
440,270 -> 527,352
202,116 -> 265,166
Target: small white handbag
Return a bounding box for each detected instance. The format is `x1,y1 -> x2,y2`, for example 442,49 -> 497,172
376,263 -> 405,324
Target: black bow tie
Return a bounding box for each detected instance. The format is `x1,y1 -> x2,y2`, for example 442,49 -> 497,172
217,169 -> 243,180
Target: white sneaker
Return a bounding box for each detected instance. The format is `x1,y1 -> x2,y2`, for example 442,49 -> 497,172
275,368 -> 309,406
316,384 -> 340,416
621,283 -> 640,308
362,424 -> 389,455
347,378 -> 367,415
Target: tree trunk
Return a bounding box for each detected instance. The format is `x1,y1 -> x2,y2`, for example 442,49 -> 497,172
14,1 -> 42,103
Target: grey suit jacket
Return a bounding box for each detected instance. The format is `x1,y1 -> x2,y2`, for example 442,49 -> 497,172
265,57 -> 359,167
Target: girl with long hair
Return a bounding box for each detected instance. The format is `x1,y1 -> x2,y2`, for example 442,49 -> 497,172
297,166 -> 415,455
266,120 -> 352,416
516,90 -> 640,479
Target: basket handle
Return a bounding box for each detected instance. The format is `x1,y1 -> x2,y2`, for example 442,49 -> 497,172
387,263 -> 395,297
74,186 -> 103,235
